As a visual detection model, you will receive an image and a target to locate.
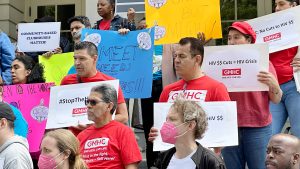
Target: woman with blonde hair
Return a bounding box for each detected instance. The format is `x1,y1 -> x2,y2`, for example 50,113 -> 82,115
38,129 -> 87,169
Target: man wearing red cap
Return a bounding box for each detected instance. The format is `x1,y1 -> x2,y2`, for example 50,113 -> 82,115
221,21 -> 282,169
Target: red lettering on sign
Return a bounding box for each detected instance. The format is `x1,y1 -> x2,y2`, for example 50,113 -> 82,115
222,68 -> 241,76
263,32 -> 281,42
72,107 -> 88,116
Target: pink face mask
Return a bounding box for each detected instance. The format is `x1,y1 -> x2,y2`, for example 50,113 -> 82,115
160,121 -> 188,144
38,152 -> 65,169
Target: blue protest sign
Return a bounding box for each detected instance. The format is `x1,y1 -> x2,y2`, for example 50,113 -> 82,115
81,28 -> 154,98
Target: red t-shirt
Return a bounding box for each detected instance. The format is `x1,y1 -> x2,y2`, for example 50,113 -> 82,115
61,71 -> 126,135
269,46 -> 298,84
99,20 -> 111,30
229,62 -> 277,127
159,76 -> 230,102
77,121 -> 142,169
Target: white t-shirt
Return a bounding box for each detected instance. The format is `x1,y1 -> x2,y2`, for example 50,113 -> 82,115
167,149 -> 197,169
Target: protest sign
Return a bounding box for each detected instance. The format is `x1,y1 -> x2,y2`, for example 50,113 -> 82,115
247,6 -> 300,53
39,52 -> 74,86
46,80 -> 119,129
153,101 -> 238,151
202,43 -> 269,92
3,83 -> 54,152
17,22 -> 61,52
81,28 -> 154,98
145,0 -> 222,45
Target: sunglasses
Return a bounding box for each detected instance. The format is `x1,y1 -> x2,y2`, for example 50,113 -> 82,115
85,99 -> 106,106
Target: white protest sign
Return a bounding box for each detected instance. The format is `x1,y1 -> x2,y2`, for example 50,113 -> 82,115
46,80 -> 119,129
202,43 -> 269,92
247,6 -> 300,53
17,22 -> 61,52
153,101 -> 238,151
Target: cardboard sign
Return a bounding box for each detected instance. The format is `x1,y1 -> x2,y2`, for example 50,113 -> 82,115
153,101 -> 238,151
39,52 -> 74,86
3,83 -> 54,152
202,44 -> 269,92
81,28 -> 154,98
17,22 -> 61,52
145,0 -> 222,44
46,80 -> 119,129
247,6 -> 300,53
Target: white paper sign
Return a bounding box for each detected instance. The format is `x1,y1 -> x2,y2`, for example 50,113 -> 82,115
17,22 -> 61,52
46,80 -> 119,129
153,101 -> 238,151
202,43 -> 269,92
247,6 -> 300,53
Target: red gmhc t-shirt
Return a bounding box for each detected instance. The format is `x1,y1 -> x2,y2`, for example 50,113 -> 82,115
77,121 -> 142,169
269,46 -> 298,84
159,76 -> 230,102
229,62 -> 278,127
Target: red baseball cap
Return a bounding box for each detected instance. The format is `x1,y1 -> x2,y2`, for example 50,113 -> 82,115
228,21 -> 256,43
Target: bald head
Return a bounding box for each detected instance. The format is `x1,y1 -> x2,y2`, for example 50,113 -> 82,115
272,134 -> 300,151
266,134 -> 300,169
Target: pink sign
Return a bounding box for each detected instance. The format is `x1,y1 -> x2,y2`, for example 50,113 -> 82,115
3,83 -> 54,152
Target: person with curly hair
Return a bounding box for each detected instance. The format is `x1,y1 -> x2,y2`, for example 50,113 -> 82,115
153,99 -> 226,169
11,55 -> 45,84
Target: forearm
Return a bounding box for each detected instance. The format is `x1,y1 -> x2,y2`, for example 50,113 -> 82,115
268,85 -> 282,104
114,103 -> 129,124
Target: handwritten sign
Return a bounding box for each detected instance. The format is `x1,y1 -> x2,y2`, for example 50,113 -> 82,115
145,0 -> 222,45
3,83 -> 54,152
46,80 -> 119,129
247,6 -> 300,53
17,22 -> 61,52
153,101 -> 238,151
202,44 -> 269,92
39,52 -> 74,86
81,28 -> 154,98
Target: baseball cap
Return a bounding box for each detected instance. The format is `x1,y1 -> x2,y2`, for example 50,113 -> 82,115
0,102 -> 15,122
228,21 -> 256,43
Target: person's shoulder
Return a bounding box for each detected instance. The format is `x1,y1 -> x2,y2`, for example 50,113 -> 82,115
96,71 -> 115,81
61,74 -> 77,85
200,147 -> 226,167
163,79 -> 184,90
77,125 -> 96,139
201,76 -> 225,87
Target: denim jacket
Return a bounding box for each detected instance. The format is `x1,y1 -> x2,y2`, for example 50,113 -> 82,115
93,15 -> 136,31
0,31 -> 14,84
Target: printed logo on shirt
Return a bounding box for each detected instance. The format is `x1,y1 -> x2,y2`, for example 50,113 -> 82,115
168,90 -> 207,102
84,138 -> 109,149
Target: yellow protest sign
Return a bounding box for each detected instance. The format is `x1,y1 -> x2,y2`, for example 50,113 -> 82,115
39,52 -> 74,86
145,0 -> 222,45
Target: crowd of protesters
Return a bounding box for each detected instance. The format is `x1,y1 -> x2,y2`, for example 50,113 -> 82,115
0,0 -> 299,169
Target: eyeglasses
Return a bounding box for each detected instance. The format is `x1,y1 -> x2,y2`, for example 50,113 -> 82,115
85,99 -> 106,106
